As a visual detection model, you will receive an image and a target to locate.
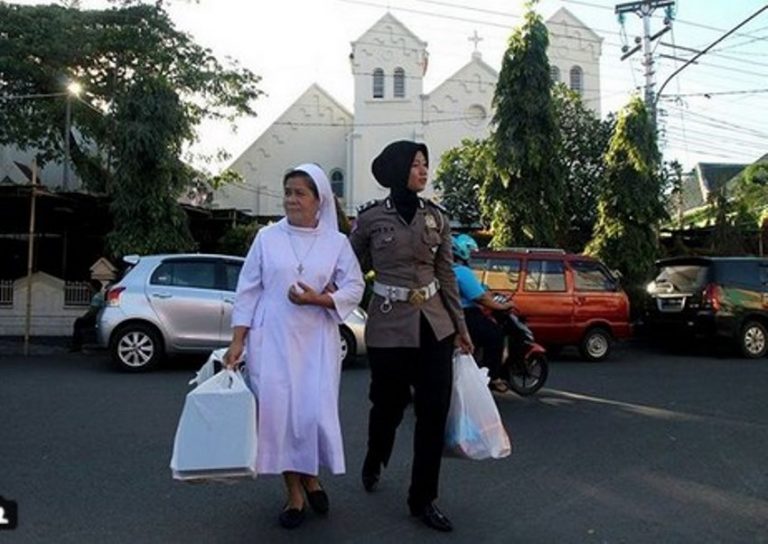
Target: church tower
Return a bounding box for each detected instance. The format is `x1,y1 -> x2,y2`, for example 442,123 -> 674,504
348,13 -> 429,205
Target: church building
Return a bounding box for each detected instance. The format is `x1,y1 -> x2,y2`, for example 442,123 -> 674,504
214,8 -> 602,217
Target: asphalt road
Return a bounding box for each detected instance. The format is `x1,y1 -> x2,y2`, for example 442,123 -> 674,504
1,342 -> 767,543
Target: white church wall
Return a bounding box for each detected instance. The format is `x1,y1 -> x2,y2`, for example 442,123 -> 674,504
547,8 -> 602,116
350,13 -> 427,126
423,58 -> 497,198
224,9 -> 602,216
216,85 -> 352,216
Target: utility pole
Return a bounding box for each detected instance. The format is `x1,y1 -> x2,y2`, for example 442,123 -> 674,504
24,161 -> 39,356
616,0 -> 675,121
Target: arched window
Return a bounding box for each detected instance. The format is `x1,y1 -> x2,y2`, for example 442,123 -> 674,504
570,66 -> 583,94
393,67 -> 406,98
550,66 -> 561,83
372,68 -> 384,99
330,169 -> 345,198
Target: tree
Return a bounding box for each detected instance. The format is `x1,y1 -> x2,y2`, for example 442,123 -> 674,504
433,139 -> 490,228
483,0 -> 563,248
552,84 -> 614,251
585,96 -> 666,304
0,2 -> 262,254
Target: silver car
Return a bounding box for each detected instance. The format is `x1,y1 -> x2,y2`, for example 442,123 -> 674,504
97,254 -> 367,372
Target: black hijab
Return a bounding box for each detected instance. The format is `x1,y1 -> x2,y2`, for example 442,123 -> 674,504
371,140 -> 429,224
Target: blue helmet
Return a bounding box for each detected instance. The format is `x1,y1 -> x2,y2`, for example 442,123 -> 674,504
451,234 -> 479,262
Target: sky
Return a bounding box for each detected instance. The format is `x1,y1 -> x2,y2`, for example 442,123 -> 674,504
15,0 -> 768,173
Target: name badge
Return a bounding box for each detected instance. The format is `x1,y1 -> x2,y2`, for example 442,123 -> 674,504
425,214 -> 437,229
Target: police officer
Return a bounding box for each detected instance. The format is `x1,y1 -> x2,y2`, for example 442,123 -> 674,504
350,140 -> 473,532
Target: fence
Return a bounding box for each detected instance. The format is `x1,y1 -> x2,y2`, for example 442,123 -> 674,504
0,280 -> 12,306
64,281 -> 93,307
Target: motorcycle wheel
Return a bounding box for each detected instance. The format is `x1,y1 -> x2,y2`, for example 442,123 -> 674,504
507,353 -> 548,396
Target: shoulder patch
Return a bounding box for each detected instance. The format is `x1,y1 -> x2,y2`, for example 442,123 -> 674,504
424,198 -> 448,214
356,199 -> 380,214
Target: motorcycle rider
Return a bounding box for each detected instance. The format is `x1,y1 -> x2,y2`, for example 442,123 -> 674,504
451,234 -> 515,394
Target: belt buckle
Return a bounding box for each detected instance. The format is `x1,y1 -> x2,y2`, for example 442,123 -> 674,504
408,288 -> 426,306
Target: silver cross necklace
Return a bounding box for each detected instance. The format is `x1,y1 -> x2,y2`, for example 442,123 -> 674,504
287,232 -> 319,275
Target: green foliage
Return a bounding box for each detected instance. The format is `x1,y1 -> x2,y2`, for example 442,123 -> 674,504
731,162 -> 768,227
0,2 -> 262,255
106,77 -> 196,255
585,97 -> 666,306
552,84 -> 614,251
216,221 -> 263,256
484,3 -> 563,248
433,139 -> 491,227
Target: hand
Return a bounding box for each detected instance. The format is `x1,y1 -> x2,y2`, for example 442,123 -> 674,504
224,339 -> 244,369
288,281 -> 319,306
322,282 -> 338,295
455,331 -> 474,354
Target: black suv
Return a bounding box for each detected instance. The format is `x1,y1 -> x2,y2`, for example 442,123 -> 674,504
645,257 -> 768,358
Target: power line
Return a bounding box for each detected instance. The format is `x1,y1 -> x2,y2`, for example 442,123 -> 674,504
659,88 -> 768,98
656,4 -> 768,106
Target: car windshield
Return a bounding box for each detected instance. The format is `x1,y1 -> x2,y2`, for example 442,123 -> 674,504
651,265 -> 708,293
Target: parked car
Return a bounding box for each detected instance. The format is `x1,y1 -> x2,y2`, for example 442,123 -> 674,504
96,254 -> 367,372
468,248 -> 632,361
645,256 -> 768,358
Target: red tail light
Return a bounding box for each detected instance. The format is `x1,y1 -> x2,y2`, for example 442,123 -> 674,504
106,286 -> 126,307
703,283 -> 722,312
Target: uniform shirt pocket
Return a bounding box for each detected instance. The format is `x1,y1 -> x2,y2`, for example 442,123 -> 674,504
373,233 -> 396,250
422,229 -> 442,253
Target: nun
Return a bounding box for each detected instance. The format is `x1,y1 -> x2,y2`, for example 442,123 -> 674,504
225,163 -> 365,529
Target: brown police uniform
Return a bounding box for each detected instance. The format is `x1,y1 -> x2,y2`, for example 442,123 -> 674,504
351,196 -> 468,346
350,195 -> 468,515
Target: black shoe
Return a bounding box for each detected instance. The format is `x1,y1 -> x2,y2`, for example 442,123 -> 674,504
410,502 -> 454,532
361,453 -> 381,492
301,479 -> 329,515
278,504 -> 306,529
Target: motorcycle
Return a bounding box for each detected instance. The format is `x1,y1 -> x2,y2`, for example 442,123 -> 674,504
488,293 -> 549,396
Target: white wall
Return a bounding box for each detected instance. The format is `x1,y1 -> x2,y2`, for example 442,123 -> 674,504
0,273 -> 85,336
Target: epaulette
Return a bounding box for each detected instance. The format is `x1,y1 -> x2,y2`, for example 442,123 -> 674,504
356,199 -> 380,214
423,198 -> 448,214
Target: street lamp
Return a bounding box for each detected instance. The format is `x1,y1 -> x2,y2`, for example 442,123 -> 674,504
62,81 -> 82,191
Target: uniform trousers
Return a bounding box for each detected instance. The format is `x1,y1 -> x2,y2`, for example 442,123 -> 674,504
464,307 -> 506,381
366,315 -> 455,511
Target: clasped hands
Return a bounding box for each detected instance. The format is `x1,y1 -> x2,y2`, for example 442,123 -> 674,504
287,281 -> 336,306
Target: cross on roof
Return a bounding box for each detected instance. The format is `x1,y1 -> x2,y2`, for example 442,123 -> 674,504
468,30 -> 483,52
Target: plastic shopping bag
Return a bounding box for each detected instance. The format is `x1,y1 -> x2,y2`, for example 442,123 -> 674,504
189,348 -> 228,387
444,352 -> 512,460
170,369 -> 258,481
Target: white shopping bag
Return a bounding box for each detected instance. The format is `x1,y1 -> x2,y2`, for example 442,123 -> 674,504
444,352 -> 512,460
189,348 -> 228,387
170,369 -> 258,481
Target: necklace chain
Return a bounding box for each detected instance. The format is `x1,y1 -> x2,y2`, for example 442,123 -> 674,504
287,232 -> 319,275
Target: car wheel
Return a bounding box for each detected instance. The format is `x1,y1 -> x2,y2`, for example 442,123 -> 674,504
110,323 -> 163,372
340,326 -> 357,369
579,327 -> 611,362
739,320 -> 767,359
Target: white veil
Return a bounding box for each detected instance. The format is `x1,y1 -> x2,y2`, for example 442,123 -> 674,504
291,163 -> 338,233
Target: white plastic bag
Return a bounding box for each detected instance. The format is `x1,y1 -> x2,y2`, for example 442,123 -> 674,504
190,348 -> 251,394
170,369 -> 258,481
444,352 -> 512,460
189,348 -> 228,387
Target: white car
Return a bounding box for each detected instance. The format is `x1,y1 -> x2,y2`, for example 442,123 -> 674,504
96,254 -> 367,372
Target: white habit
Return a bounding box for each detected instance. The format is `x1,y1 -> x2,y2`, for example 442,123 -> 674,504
231,164 -> 364,475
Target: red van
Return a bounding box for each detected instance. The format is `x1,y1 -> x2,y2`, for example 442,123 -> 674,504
469,248 -> 632,361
